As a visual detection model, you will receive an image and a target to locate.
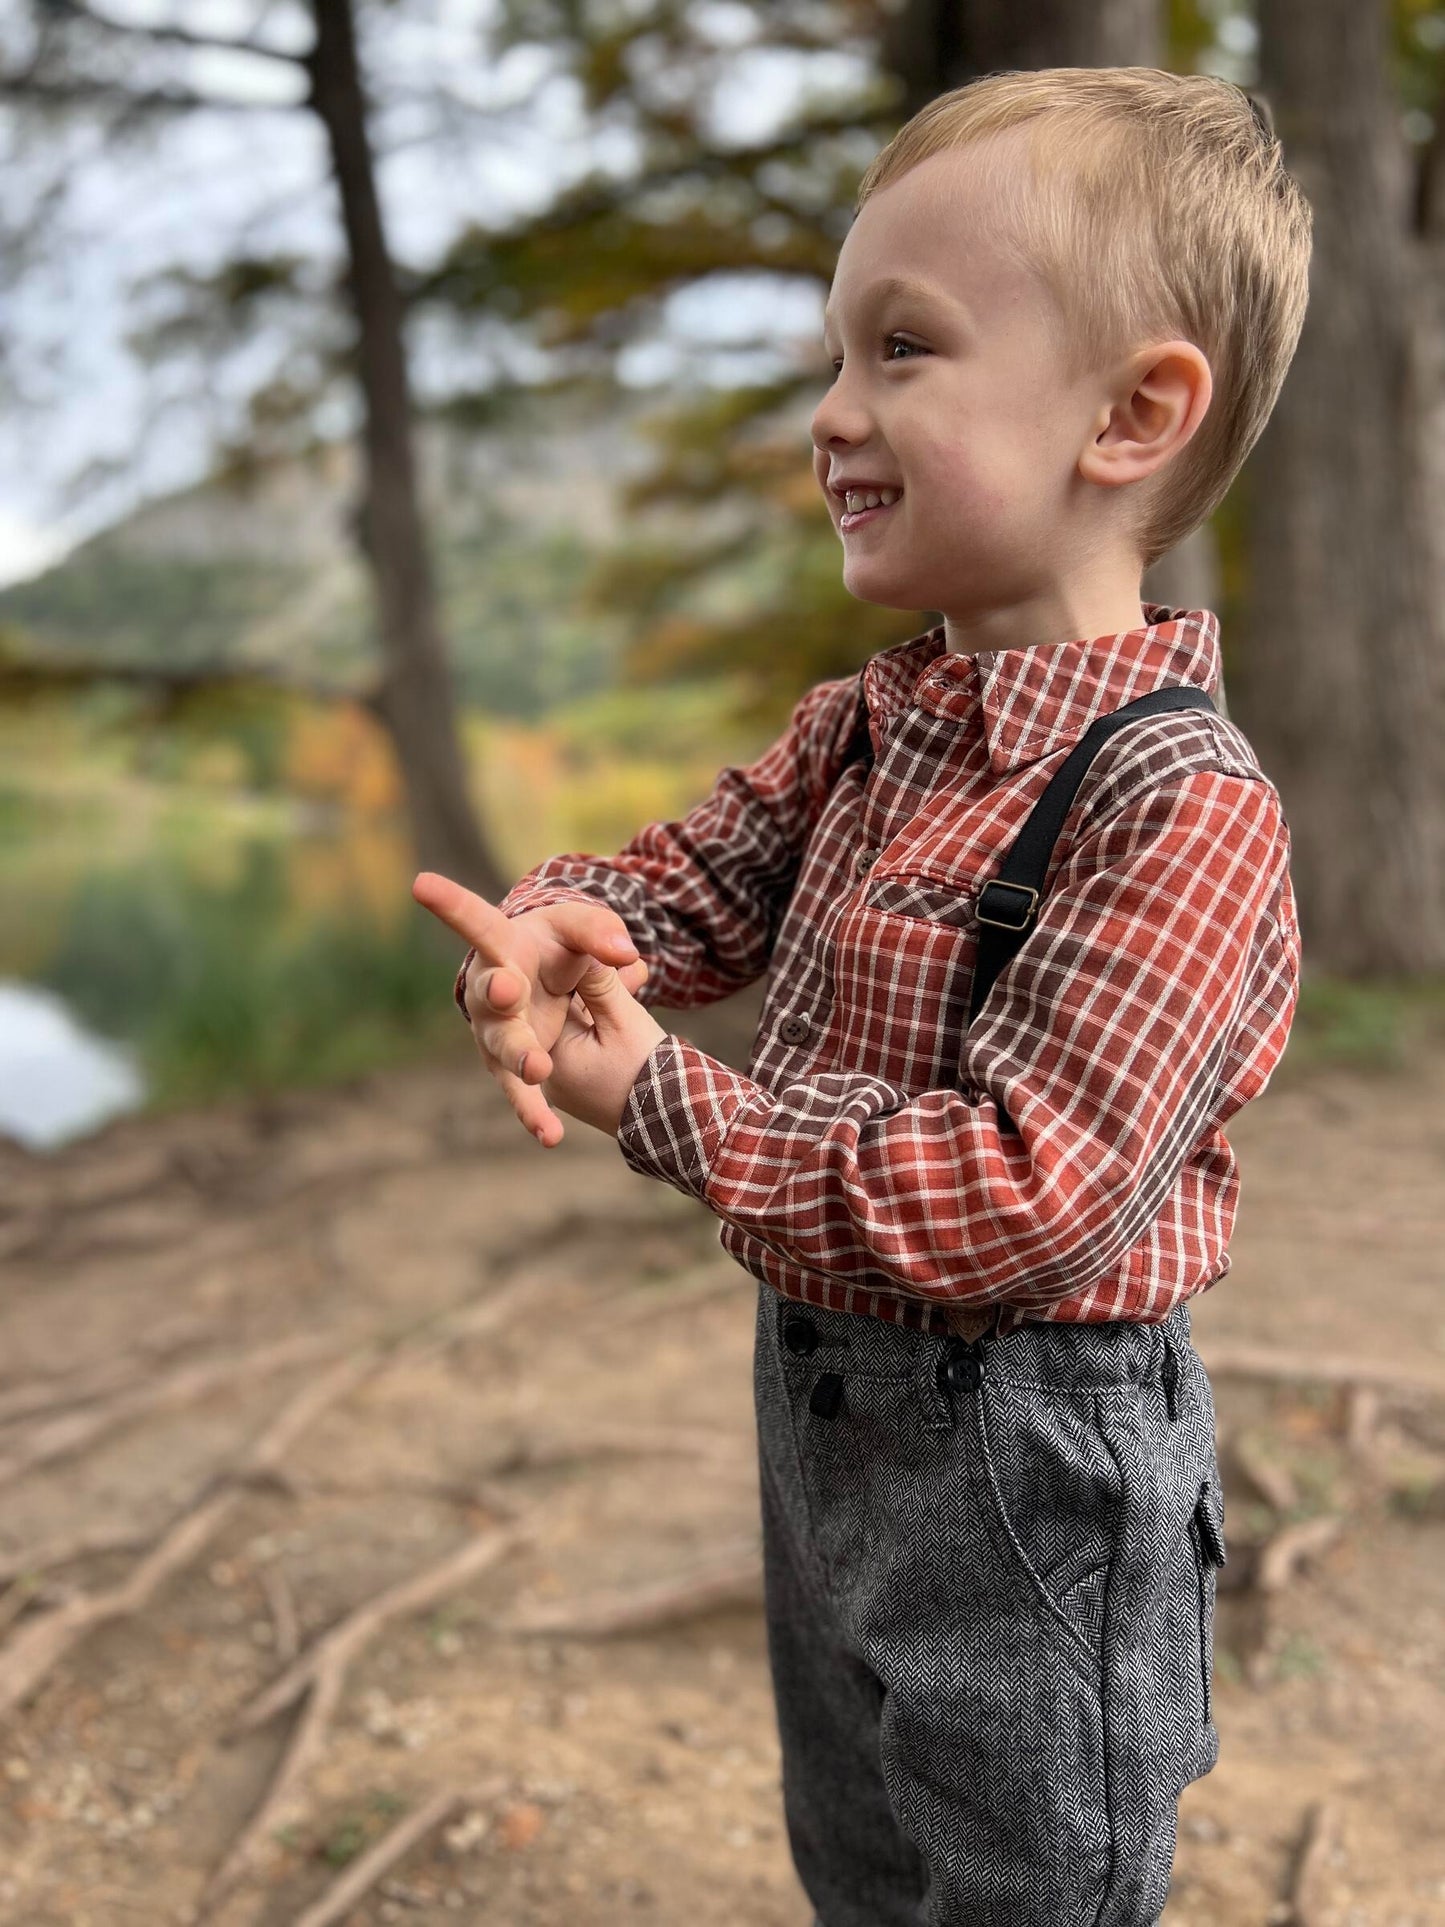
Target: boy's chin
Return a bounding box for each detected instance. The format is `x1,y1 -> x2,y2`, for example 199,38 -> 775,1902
841,560 -> 934,610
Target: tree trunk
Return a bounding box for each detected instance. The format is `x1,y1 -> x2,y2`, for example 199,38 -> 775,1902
1239,0 -> 1445,974
881,0 -> 1162,122
307,0 -> 505,894
1143,526 -> 1227,717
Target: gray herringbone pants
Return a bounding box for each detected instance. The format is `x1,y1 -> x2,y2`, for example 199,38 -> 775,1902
753,1282 -> 1225,1927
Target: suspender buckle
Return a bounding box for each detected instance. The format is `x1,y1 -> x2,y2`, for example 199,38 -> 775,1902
975,880 -> 1039,931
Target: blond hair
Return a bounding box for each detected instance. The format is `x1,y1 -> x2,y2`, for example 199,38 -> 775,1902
854,67 -> 1313,570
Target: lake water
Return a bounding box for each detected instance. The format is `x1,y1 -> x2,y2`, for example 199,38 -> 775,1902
0,980 -> 147,1151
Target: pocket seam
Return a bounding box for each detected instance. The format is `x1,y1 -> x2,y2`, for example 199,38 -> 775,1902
860,873 -> 977,929
972,1381 -> 1110,1680
1194,1477 -> 1228,1568
1190,1511 -> 1214,1726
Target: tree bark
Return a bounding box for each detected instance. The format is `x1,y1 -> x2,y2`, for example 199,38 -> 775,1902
307,0 -> 504,893
1240,0 -> 1445,973
881,0 -> 1162,122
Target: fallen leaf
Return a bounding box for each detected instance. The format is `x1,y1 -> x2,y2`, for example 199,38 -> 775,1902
497,1801 -> 546,1851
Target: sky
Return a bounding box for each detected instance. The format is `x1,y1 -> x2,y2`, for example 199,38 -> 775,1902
0,0 -> 876,586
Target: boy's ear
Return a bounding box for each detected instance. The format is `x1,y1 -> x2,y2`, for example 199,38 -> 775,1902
1079,340 -> 1212,491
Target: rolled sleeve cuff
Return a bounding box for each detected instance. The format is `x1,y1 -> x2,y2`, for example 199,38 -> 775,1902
616,1033 -> 762,1203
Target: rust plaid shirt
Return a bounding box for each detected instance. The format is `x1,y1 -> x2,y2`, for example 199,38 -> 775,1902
455,605 -> 1300,1342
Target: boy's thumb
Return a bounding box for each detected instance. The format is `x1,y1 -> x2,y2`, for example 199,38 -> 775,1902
574,955 -> 624,1024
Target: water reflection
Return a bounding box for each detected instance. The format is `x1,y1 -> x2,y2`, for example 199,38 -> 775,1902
0,980 -> 146,1151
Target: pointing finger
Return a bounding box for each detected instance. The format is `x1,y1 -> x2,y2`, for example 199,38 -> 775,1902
412,871 -> 515,959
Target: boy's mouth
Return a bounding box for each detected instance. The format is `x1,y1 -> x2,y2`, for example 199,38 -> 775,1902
839,489 -> 903,533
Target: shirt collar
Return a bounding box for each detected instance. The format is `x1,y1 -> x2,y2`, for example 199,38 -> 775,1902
862,604 -> 1223,780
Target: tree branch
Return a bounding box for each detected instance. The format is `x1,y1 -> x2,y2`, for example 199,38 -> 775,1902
48,0 -> 310,70
0,72 -> 288,115
0,646 -> 377,714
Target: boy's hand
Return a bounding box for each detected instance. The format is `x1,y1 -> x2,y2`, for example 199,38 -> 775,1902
412,871 -> 650,1146
542,956 -> 670,1138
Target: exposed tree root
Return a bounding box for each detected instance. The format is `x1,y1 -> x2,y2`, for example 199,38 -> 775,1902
0,1519 -> 154,1588
225,1524 -> 530,1740
1228,1430 -> 1299,1513
1255,1514 -> 1344,1594
1342,1383 -> 1381,1459
0,1331 -> 346,1489
0,1350 -> 377,1716
199,1525 -> 529,1918
1284,1798 -> 1339,1925
583,1259 -> 749,1329
494,1534 -> 762,1640
0,1312 -> 213,1425
291,1777 -> 508,1927
260,1560 -> 300,1665
1201,1342 -> 1445,1401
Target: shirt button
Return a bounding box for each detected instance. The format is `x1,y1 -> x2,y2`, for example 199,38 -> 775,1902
779,1012 -> 812,1044
855,847 -> 879,873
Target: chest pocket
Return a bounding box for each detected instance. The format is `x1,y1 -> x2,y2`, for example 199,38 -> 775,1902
827,869 -> 981,1090
860,872 -> 978,928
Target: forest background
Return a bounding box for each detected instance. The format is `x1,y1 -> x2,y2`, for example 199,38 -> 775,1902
2,0 -> 1443,1124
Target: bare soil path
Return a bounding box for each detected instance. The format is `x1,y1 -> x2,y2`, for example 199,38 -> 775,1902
1,988 -> 1442,1927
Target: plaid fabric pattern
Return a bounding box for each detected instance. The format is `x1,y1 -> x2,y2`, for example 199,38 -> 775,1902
454,605 -> 1300,1342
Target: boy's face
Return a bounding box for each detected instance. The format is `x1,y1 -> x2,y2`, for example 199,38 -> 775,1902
812,139 -> 1129,628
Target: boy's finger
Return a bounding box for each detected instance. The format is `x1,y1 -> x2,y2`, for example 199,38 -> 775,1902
474,1031 -> 563,1144
569,958 -> 627,1032
531,901 -> 641,963
468,1002 -> 550,1086
412,871 -> 515,956
464,962 -> 551,1082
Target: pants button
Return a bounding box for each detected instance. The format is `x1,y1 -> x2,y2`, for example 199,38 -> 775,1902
808,1372 -> 846,1419
783,1316 -> 819,1355
942,1346 -> 983,1391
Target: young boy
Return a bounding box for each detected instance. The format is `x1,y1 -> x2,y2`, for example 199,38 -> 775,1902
416,66 -> 1308,1927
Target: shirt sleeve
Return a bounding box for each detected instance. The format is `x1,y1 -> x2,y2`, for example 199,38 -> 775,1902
453,672 -> 861,1020
615,766 -> 1297,1314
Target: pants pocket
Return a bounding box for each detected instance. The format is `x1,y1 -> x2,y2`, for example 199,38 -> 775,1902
1190,1473 -> 1227,1729
969,1377 -> 1126,1678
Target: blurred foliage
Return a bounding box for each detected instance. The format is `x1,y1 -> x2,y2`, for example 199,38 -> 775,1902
0,550 -> 310,669
0,679 -> 784,1112
1286,970 -> 1445,1075
400,2 -> 913,728
37,839 -> 463,1109
0,504 -> 632,727
284,701 -> 405,815
1393,0 -> 1445,119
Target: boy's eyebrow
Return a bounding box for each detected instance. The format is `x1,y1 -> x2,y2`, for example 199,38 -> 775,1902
822,274 -> 960,336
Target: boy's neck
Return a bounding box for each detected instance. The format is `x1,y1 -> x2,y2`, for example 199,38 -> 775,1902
940,581 -> 1150,660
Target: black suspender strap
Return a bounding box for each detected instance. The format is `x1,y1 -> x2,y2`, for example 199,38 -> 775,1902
841,671 -> 1219,1137
968,684 -> 1217,1133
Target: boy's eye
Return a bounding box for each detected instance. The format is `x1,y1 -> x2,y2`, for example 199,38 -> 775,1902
828,334 -> 927,374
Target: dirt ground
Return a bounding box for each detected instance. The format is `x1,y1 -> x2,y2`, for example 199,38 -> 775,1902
1,982 -> 1443,1927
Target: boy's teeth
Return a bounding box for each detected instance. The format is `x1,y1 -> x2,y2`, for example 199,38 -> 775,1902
845,487 -> 900,512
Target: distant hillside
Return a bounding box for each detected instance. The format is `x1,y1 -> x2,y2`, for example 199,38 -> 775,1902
0,380 -> 728,722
